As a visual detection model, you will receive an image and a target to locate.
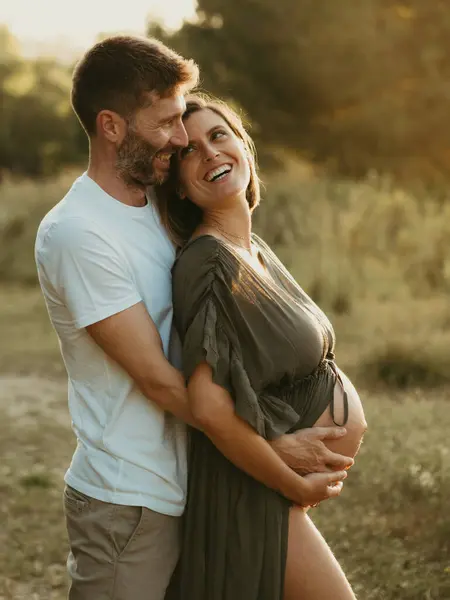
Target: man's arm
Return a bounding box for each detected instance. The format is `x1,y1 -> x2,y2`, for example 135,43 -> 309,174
270,428 -> 354,474
36,218 -> 197,427
86,302 -> 198,427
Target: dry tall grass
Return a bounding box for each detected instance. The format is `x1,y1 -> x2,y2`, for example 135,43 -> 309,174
2,168 -> 449,385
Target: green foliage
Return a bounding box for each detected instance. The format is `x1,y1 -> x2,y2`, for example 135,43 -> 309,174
6,168 -> 450,301
254,167 -> 450,305
363,342 -> 450,388
155,0 -> 450,181
0,27 -> 86,177
0,172 -> 75,283
20,472 -> 53,489
4,1 -> 450,181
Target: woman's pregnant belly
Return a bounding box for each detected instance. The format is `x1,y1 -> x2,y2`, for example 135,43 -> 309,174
313,367 -> 367,461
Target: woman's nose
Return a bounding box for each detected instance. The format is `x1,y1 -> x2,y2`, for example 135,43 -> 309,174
202,142 -> 220,162
204,149 -> 220,162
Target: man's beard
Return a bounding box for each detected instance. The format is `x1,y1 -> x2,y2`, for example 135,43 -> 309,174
115,128 -> 169,188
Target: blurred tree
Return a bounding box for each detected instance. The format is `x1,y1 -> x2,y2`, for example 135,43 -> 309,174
151,0 -> 450,182
0,26 -> 86,178
3,2 -> 450,182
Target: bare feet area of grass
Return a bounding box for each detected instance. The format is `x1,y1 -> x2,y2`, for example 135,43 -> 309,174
1,288 -> 449,599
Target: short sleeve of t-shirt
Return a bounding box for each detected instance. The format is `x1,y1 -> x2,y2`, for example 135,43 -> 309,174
35,216 -> 142,329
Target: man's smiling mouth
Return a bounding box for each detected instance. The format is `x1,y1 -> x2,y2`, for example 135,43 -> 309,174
154,151 -> 172,164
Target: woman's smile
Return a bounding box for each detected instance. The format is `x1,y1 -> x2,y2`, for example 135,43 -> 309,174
177,109 -> 250,206
204,163 -> 233,183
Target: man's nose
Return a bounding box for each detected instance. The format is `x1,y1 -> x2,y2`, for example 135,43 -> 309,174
171,123 -> 189,148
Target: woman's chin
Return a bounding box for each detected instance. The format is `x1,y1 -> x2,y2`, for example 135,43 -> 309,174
203,181 -> 248,205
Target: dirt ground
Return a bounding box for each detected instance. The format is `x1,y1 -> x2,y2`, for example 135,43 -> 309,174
1,375 -> 72,600
1,373 -> 450,599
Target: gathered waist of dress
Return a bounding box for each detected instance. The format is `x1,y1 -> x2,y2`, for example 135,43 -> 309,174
263,356 -> 349,429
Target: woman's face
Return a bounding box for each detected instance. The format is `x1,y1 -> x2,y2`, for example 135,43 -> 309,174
176,108 -> 251,210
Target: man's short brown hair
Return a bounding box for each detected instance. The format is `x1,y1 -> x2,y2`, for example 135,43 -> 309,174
71,35 -> 199,136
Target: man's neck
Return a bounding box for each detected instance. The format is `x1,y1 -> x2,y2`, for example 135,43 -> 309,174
87,162 -> 148,208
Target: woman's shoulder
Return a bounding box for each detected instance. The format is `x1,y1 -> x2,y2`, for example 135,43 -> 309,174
173,235 -> 224,273
172,234 -> 241,286
177,233 -> 221,259
172,235 -> 244,324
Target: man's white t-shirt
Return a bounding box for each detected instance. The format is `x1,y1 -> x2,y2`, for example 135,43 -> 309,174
35,172 -> 187,516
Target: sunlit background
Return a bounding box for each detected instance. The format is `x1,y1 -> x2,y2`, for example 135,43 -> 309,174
1,3 -> 449,599
2,0 -> 197,57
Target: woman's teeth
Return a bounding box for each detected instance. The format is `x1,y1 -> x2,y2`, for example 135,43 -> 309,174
205,164 -> 232,182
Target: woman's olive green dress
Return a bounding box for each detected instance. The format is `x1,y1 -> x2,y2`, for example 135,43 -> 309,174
168,233 -> 348,600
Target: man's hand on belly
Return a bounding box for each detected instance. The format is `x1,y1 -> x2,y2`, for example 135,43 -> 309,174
269,427 -> 354,475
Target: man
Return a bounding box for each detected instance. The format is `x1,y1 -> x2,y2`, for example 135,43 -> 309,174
35,35 -> 353,600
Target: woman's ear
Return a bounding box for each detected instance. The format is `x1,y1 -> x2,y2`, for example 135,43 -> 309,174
177,187 -> 187,200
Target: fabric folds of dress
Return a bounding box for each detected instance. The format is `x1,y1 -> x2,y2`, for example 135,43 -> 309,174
168,234 -> 343,600
182,285 -> 302,440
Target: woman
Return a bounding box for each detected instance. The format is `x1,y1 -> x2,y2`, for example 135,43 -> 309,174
157,94 -> 367,600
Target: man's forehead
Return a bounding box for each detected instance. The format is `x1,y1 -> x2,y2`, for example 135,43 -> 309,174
145,91 -> 186,118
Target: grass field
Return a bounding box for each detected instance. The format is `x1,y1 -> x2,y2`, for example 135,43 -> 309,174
0,287 -> 449,599
1,172 -> 450,599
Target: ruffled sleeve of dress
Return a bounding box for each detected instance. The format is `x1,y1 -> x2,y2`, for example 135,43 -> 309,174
172,236 -> 301,440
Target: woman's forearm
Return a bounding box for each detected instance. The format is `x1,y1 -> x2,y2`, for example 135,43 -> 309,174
206,405 -> 307,503
188,365 -> 307,504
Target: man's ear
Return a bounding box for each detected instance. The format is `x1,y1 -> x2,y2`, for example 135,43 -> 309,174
96,110 -> 126,143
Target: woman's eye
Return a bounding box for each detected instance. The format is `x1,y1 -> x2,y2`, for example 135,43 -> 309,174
180,145 -> 194,158
212,130 -> 226,141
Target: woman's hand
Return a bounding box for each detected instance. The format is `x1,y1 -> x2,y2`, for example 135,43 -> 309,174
289,470 -> 348,508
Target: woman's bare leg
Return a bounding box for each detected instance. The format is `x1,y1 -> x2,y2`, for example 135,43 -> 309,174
284,507 -> 356,600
